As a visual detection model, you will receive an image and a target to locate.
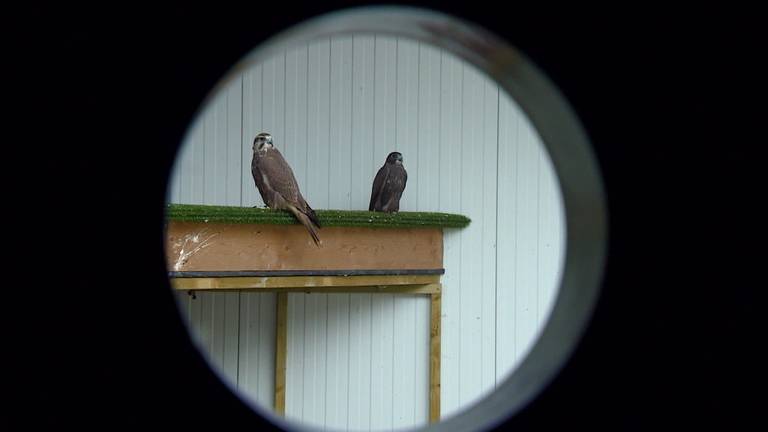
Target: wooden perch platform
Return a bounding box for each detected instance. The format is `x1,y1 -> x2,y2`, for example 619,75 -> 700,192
165,204 -> 467,278
165,204 -> 464,423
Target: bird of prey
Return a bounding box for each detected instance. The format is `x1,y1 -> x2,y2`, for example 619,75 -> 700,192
369,151 -> 407,213
251,132 -> 321,246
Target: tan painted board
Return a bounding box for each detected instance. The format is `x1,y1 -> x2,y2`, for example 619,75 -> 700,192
174,283 -> 440,295
170,275 -> 441,291
166,222 -> 443,272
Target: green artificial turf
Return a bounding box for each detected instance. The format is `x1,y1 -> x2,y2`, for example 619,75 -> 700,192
167,204 -> 470,229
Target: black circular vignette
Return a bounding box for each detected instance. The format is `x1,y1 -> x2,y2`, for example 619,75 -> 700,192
12,2 -> 762,430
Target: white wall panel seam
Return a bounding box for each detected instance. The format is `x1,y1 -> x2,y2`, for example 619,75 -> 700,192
350,39 -> 355,211
457,62 -> 464,401
326,37 -> 332,207
494,87 -> 501,387
240,76 -> 244,204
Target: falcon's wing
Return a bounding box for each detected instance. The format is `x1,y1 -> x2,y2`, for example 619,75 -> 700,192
258,149 -> 302,204
369,164 -> 390,211
382,165 -> 407,211
251,154 -> 270,206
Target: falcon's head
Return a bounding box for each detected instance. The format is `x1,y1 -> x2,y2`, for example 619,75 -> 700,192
253,133 -> 274,153
386,152 -> 404,165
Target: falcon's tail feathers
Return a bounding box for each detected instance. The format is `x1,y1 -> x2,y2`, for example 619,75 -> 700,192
287,205 -> 322,247
306,205 -> 321,229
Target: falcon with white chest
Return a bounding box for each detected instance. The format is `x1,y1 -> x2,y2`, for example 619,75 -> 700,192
251,132 -> 322,246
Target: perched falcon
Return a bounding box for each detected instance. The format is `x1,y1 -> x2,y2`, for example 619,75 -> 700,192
251,132 -> 321,246
369,152 -> 407,213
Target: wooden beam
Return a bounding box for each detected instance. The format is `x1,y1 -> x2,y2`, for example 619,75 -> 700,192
177,283 -> 440,295
274,293 -> 287,416
269,284 -> 440,294
180,284 -> 440,295
429,291 -> 442,423
171,274 -> 440,291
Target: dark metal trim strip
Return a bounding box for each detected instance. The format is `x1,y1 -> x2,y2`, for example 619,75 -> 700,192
168,269 -> 445,278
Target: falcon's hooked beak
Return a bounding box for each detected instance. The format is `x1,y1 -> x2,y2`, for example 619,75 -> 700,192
396,154 -> 404,164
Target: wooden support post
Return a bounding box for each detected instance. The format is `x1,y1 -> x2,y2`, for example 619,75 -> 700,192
274,293 -> 288,416
429,290 -> 442,423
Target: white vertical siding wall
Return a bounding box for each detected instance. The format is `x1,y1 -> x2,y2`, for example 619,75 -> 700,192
169,35 -> 565,431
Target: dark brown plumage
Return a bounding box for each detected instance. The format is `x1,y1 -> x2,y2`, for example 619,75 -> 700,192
251,132 -> 321,246
369,152 -> 407,213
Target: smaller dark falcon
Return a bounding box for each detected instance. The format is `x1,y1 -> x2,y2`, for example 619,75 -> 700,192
369,152 -> 407,213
